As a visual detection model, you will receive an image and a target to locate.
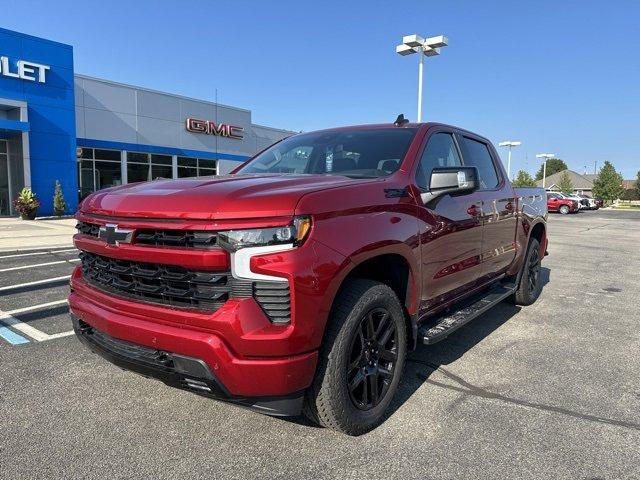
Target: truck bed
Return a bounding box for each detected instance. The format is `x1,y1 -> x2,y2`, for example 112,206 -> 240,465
515,187 -> 548,218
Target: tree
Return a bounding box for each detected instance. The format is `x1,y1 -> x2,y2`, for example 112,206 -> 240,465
635,170 -> 640,198
592,161 -> 624,202
53,180 -> 67,216
557,171 -> 574,193
535,158 -> 568,181
512,170 -> 536,187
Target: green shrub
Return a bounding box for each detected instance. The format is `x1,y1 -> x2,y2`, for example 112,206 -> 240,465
53,180 -> 67,216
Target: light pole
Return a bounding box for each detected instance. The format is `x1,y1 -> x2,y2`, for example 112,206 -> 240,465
498,141 -> 521,180
536,153 -> 555,188
396,34 -> 448,122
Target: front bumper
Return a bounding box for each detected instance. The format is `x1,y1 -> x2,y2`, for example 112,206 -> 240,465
71,314 -> 304,416
69,282 -> 319,416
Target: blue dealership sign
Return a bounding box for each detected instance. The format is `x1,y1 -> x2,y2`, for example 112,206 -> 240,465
0,27 -> 76,216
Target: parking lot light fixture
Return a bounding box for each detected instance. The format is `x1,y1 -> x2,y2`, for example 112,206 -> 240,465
396,34 -> 448,122
498,141 -> 522,180
536,153 -> 556,188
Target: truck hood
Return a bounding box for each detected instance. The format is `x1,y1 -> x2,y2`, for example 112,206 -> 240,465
80,174 -> 371,220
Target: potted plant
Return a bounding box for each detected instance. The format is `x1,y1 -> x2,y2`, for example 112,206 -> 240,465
13,187 -> 40,220
53,180 -> 67,217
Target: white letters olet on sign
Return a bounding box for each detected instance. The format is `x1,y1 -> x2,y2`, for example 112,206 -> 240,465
0,56 -> 50,83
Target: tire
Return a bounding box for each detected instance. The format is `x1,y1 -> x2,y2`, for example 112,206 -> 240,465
511,238 -> 542,306
303,279 -> 407,435
559,205 -> 570,215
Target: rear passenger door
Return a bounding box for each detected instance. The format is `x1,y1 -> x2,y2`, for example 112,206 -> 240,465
457,134 -> 517,282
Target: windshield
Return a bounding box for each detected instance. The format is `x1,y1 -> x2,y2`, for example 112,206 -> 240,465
236,127 -> 418,178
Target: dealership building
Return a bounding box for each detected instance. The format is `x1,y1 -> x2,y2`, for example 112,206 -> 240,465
0,27 -> 293,216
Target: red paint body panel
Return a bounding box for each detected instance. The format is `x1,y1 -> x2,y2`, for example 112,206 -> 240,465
70,122 -> 547,403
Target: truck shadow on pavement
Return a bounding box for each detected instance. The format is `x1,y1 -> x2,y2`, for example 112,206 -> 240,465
388,267 -> 640,433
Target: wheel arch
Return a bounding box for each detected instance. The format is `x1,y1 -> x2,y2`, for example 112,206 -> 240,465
324,245 -> 420,351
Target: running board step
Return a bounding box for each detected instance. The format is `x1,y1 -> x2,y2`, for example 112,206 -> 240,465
418,283 -> 517,345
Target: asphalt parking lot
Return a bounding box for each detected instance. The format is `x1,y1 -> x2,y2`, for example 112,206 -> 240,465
1,209 -> 639,480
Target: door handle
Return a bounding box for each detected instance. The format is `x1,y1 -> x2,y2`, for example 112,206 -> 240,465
467,204 -> 480,216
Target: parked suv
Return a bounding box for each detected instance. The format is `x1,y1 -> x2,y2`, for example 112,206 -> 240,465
547,192 -> 579,214
70,121 -> 548,435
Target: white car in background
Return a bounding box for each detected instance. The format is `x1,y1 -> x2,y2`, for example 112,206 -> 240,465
578,195 -> 599,210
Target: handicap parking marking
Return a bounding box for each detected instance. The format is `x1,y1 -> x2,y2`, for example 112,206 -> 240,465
0,323 -> 30,345
0,310 -> 51,342
0,308 -> 74,344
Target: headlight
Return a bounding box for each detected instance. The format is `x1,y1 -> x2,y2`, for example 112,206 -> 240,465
218,216 -> 311,252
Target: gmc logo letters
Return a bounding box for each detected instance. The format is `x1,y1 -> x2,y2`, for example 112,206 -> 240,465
185,118 -> 244,140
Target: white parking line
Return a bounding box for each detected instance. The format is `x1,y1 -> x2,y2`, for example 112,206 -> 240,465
0,258 -> 80,273
46,330 -> 75,340
0,248 -> 77,259
0,275 -> 71,293
6,299 -> 68,315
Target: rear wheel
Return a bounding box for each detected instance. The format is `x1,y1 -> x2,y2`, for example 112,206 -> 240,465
559,205 -> 570,215
511,238 -> 542,306
303,279 -> 407,435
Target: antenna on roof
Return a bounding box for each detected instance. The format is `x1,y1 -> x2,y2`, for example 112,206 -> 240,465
394,114 -> 409,126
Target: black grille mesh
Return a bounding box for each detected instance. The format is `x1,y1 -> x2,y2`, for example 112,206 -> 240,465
135,229 -> 218,249
76,221 -> 99,237
75,221 -> 218,250
80,251 -> 231,311
254,282 -> 291,324
79,251 -> 291,322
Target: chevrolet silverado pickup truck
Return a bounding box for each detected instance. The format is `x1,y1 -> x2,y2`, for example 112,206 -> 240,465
70,121 -> 548,435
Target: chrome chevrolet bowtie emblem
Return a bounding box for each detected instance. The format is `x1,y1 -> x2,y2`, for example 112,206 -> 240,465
99,224 -> 134,246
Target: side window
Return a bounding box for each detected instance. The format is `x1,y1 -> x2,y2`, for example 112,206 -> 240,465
416,133 -> 462,190
460,137 -> 500,189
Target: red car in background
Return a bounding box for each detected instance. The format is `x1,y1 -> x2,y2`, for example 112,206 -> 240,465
547,192 -> 579,214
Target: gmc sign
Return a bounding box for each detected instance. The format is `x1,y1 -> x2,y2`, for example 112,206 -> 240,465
185,118 -> 244,140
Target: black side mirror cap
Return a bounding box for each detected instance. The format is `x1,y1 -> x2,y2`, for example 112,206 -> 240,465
420,166 -> 479,204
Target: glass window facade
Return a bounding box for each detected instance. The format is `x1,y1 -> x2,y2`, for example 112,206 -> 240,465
77,148 -> 123,200
177,156 -> 218,178
76,149 -> 220,200
126,152 -> 174,183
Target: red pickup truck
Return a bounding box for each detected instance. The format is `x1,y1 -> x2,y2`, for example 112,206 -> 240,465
70,121 -> 548,435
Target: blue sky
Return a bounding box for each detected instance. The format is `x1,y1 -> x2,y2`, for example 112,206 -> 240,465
4,0 -> 639,178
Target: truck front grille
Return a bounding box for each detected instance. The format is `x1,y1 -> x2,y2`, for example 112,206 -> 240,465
80,251 -> 231,311
75,221 -> 218,250
78,251 -> 291,321
76,221 -> 100,237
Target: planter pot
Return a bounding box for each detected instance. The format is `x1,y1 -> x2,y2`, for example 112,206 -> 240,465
21,211 -> 37,220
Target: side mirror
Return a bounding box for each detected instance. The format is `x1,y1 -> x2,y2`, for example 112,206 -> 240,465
420,166 -> 479,204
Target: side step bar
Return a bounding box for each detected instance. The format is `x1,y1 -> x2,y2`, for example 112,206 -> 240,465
418,282 -> 517,345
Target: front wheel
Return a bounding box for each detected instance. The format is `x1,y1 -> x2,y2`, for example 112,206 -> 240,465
303,279 -> 407,435
559,205 -> 570,214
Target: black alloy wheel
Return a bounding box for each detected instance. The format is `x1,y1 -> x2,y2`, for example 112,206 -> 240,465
347,307 -> 398,410
527,247 -> 541,293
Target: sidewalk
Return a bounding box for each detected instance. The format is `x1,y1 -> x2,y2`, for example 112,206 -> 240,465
0,217 -> 76,252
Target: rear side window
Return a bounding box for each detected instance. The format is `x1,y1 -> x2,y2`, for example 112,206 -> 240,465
416,133 -> 462,190
460,137 -> 500,189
